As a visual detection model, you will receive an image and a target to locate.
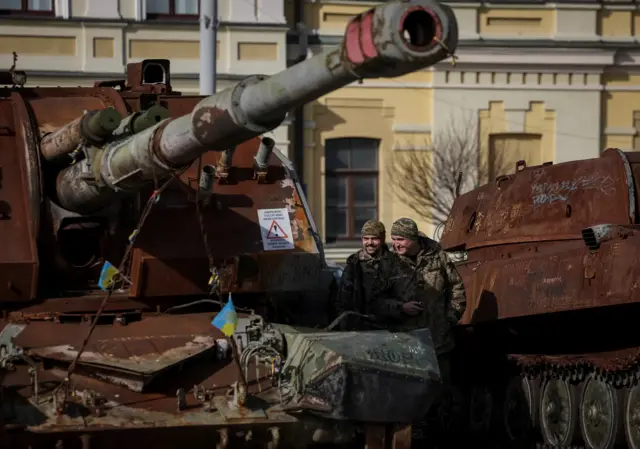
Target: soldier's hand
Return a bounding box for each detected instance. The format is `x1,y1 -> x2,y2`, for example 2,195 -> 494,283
402,301 -> 424,316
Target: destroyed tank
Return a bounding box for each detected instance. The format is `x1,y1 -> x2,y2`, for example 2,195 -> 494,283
0,1 -> 458,448
438,151 -> 640,449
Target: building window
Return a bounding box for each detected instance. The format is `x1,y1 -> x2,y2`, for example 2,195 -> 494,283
325,137 -> 379,242
0,0 -> 54,15
146,0 -> 198,19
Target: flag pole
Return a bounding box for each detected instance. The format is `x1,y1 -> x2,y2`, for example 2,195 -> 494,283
212,293 -> 248,406
211,293 -> 249,406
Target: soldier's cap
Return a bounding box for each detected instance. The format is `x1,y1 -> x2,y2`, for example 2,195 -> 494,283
361,219 -> 385,238
391,217 -> 419,240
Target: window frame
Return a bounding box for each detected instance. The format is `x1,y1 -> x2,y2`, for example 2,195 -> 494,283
0,0 -> 55,16
324,137 -> 380,243
145,0 -> 199,20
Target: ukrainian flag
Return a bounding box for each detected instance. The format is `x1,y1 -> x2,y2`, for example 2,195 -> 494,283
98,261 -> 119,291
211,294 -> 238,337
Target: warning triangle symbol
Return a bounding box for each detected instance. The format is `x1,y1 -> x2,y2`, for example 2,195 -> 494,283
266,220 -> 288,239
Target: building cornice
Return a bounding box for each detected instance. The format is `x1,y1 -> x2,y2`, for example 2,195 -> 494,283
605,127 -> 638,136
308,0 -> 640,7
295,79 -> 640,91
0,16 -> 289,30
290,42 -> 640,72
301,34 -> 640,49
291,40 -> 640,71
446,46 -> 617,67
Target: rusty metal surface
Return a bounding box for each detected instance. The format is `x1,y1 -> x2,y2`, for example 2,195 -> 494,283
0,98 -> 38,302
442,151 -> 640,324
0,315 -> 314,449
16,314 -> 221,382
441,148 -> 640,419
440,150 -> 632,251
0,82 -> 325,302
9,92 -> 42,244
3,363 -> 297,430
0,87 -> 130,304
457,239 -> 640,328
510,346 -> 640,372
390,424 -> 412,449
457,233 -> 640,323
39,115 -> 83,160
128,137 -> 322,298
2,314 -> 294,427
0,83 -> 329,304
21,88 -> 129,137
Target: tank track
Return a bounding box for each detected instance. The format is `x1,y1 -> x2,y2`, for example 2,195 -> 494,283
420,348 -> 640,449
512,347 -> 640,386
504,348 -> 640,449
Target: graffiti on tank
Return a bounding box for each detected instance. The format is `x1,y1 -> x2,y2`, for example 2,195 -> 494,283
531,173 -> 616,208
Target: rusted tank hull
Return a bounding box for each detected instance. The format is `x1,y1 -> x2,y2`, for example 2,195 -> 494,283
430,149 -> 640,448
1,314 -> 419,449
2,365 -> 301,449
0,314 -> 300,448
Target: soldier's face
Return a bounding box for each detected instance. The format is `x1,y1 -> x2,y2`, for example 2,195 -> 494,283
362,235 -> 382,255
391,236 -> 419,256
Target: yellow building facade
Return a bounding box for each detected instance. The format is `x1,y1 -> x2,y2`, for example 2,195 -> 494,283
286,0 -> 640,263
0,0 -> 291,153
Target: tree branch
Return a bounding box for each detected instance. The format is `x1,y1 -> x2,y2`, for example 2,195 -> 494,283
386,112 -> 512,227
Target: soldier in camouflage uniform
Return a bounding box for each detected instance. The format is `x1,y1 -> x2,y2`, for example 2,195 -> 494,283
375,218 -> 466,380
333,220 -> 402,331
381,218 -> 467,446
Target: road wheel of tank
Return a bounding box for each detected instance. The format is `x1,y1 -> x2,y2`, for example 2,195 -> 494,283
468,385 -> 494,438
580,375 -> 623,449
503,376 -> 540,445
539,378 -> 580,446
624,381 -> 640,449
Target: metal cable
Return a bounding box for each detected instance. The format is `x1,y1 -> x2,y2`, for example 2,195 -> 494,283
55,166 -> 182,396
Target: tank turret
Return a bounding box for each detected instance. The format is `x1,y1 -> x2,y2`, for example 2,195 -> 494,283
433,150 -> 640,448
54,0 -> 458,214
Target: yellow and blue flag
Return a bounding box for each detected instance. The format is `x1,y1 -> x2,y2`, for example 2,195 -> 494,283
211,294 -> 238,337
98,261 -> 119,291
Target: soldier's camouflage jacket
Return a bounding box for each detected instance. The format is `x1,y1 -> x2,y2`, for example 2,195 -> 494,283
377,236 -> 467,355
334,245 -> 401,331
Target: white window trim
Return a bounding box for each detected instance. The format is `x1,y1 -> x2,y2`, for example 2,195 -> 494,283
54,0 -> 70,19
136,0 -> 147,21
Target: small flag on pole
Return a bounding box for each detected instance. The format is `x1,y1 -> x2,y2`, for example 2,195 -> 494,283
211,294 -> 238,337
98,261 -> 119,291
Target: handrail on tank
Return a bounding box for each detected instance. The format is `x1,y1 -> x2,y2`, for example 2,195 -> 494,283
55,0 -> 459,214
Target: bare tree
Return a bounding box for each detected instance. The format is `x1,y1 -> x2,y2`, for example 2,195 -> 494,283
387,113 -> 513,228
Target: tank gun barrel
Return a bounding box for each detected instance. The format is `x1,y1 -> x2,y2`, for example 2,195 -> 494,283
56,0 -> 458,213
41,108 -> 122,161
154,0 -> 457,167
112,105 -> 170,138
